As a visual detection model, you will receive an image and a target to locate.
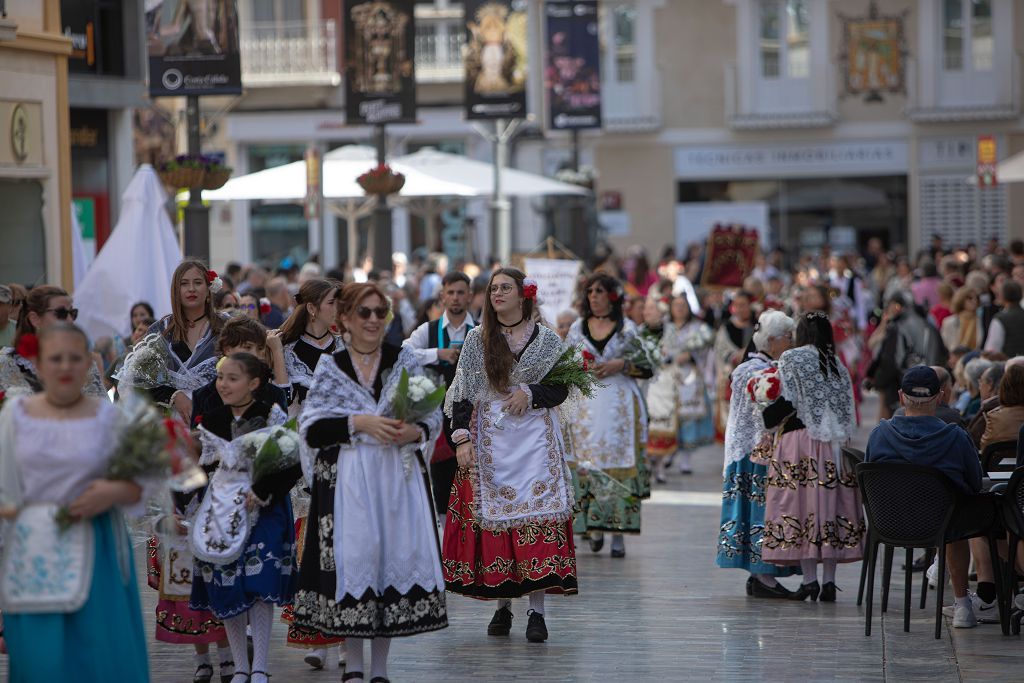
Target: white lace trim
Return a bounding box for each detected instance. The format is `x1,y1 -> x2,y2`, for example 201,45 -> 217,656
563,318 -> 639,362
197,404 -> 288,470
0,349 -> 105,397
283,338 -> 341,392
724,353 -> 773,474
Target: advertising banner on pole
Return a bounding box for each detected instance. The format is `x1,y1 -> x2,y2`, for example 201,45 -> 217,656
545,1 -> 601,130
344,0 -> 418,124
464,0 -> 529,120
524,257 -> 581,324
146,0 -> 242,97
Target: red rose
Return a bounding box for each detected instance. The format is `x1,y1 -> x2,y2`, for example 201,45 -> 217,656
16,333 -> 38,359
206,270 -> 218,284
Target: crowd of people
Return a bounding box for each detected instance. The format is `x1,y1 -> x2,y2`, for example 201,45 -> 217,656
1,232 -> 1024,681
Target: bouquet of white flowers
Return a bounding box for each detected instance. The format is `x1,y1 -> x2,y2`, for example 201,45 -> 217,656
682,324 -> 715,352
390,369 -> 445,477
241,417 -> 302,487
115,334 -> 170,389
625,335 -> 661,372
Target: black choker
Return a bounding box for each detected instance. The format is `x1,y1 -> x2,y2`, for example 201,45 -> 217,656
592,314 -> 612,320
187,313 -> 208,328
498,316 -> 524,331
229,399 -> 255,411
303,328 -> 331,341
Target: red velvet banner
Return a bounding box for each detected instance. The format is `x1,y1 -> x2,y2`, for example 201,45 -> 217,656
701,224 -> 760,289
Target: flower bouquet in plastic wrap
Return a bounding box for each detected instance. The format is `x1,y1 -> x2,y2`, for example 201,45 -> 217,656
682,324 -> 715,352
746,367 -> 782,407
625,334 -> 661,373
114,333 -> 170,390
391,369 -> 445,477
240,417 -> 302,490
575,459 -> 640,517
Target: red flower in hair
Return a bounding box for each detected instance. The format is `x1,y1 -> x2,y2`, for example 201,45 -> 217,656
16,333 -> 38,359
608,291 -> 620,303
522,283 -> 538,300
206,270 -> 218,284
259,299 -> 271,316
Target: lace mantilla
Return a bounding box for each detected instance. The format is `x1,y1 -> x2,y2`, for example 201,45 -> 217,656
0,349 -> 105,397
777,345 -> 855,445
724,353 -> 774,474
562,318 -> 638,362
283,338 -> 342,391
197,404 -> 288,470
443,325 -> 564,417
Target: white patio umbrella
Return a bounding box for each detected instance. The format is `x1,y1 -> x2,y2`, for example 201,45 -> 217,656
395,147 -> 590,197
966,148 -> 1024,184
75,164 -> 181,342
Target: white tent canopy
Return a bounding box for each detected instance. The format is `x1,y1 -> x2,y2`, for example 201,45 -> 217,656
967,149 -> 1024,184
75,165 -> 181,341
395,147 -> 589,197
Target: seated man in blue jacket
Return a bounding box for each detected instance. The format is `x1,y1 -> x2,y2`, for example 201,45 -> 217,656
865,365 -> 995,629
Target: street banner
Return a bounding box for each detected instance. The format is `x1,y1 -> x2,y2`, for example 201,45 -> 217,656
524,257 -> 581,324
146,0 -> 242,97
464,0 -> 529,120
344,0 -> 417,124
545,1 -> 601,130
977,135 -> 998,187
700,224 -> 760,289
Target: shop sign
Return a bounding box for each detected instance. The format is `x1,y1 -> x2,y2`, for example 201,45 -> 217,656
545,1 -> 601,130
344,0 -> 417,125
464,0 -> 529,120
146,0 -> 242,97
70,109 -> 108,158
675,140 -> 908,179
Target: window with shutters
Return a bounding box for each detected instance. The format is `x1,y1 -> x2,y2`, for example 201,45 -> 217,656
919,174 -> 1006,245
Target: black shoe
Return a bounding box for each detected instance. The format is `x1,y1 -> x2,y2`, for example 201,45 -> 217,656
819,582 -> 841,602
342,673 -> 364,682
193,663 -> 213,683
790,580 -> 820,601
745,576 -> 754,596
589,533 -> 604,553
369,678 -> 390,683
750,578 -> 793,599
525,609 -> 548,643
487,605 -> 514,636
903,552 -> 932,573
610,547 -> 626,558
218,660 -> 235,683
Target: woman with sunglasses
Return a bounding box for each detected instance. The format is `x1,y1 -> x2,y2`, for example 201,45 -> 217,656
442,268 -> 577,644
0,285 -> 105,396
296,282 -> 447,683
275,278 -> 346,667
563,273 -> 653,559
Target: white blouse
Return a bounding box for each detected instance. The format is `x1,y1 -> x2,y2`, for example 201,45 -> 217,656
14,397 -> 119,505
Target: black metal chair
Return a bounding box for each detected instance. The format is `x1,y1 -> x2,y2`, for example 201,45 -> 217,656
983,440 -> 1019,476
999,466 -> 1024,634
857,462 -> 1008,638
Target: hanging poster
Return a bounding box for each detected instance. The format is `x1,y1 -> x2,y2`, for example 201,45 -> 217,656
838,3 -> 907,103
146,0 -> 242,97
700,224 -> 760,289
545,1 -> 601,130
464,0 -> 529,120
344,0 -> 417,124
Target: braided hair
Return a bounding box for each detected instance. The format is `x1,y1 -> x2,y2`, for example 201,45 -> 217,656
795,311 -> 840,378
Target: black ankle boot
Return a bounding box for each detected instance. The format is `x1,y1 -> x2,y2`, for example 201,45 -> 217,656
790,580 -> 820,601
487,605 -> 513,636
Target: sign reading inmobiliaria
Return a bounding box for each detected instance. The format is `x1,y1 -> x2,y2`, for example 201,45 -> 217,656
464,0 -> 529,120
146,0 -> 242,97
545,1 -> 601,130
344,0 -> 418,125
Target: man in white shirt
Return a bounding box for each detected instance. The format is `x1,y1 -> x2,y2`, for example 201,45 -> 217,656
403,271 -> 474,514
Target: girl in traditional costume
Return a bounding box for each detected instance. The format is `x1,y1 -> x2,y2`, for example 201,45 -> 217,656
0,285 -> 105,397
276,279 -> 347,668
718,310 -> 799,598
189,353 -> 300,683
563,274 -> 652,558
0,324 -> 149,682
296,283 -> 446,683
759,312 -> 865,601
443,268 -> 577,643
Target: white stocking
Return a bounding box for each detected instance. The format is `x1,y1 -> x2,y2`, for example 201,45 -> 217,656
370,638 -> 392,680
800,559 -> 819,584
528,591 -> 546,615
345,638 -> 365,679
223,613 -> 250,681
822,559 -> 837,585
248,602 -> 273,679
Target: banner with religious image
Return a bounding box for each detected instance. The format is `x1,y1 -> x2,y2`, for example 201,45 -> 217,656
839,3 -> 907,102
545,0 -> 601,130
464,0 -> 529,120
345,0 -> 417,124
700,224 -> 760,289
146,0 -> 242,97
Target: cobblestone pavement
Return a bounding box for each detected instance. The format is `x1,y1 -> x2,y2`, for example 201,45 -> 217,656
4,396 -> 1024,681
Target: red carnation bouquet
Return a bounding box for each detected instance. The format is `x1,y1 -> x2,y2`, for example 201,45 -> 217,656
746,367 -> 782,407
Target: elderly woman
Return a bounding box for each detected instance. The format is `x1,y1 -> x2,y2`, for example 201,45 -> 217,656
981,363 -> 1024,452
718,311 -> 799,598
957,356 -> 994,419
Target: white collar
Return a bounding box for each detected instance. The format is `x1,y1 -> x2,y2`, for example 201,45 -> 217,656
441,311 -> 474,331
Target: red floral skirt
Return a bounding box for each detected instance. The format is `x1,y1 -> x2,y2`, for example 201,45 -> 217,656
442,467 -> 578,599
281,516 -> 345,647
146,535 -> 226,645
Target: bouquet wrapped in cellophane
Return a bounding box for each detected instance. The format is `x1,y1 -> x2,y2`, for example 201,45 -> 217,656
625,335 -> 661,373
113,334 -> 170,390
391,369 -> 445,477
575,459 -> 640,512
57,391 -> 207,530
239,417 -> 302,489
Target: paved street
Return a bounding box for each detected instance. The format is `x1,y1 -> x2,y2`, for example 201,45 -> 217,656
4,397 -> 1024,682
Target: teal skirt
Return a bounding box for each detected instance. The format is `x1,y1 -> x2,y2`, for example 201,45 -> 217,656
4,511 -> 150,683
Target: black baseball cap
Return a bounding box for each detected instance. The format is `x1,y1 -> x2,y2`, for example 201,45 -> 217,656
901,365 -> 940,400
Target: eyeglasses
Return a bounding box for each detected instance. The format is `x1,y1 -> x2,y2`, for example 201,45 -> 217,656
586,287 -> 606,295
47,307 -> 79,321
356,305 -> 389,320
489,283 -> 516,295
241,304 -> 257,311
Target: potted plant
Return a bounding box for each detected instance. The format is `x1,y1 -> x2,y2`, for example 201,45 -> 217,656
357,164 -> 406,196
157,155 -> 208,189
202,160 -> 233,190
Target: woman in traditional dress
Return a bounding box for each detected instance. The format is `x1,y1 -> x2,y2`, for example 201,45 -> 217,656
718,310 -> 799,598
563,273 -> 652,558
276,278 -> 347,668
296,283 -> 446,683
712,290 -> 756,442
189,353 -> 300,683
0,285 -> 105,397
0,324 -> 149,682
759,312 -> 865,601
443,268 -> 577,643
122,259 -> 231,683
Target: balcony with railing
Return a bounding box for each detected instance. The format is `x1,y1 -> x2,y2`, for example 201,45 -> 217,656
240,20 -> 340,87
415,24 -> 464,83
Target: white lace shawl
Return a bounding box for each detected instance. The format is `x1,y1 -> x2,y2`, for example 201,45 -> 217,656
562,317 -> 639,362
443,324 -> 564,417
0,348 -> 106,397
197,403 -> 288,470
299,347 -> 442,473
777,345 -> 856,446
724,353 -> 773,474
283,337 -> 342,391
